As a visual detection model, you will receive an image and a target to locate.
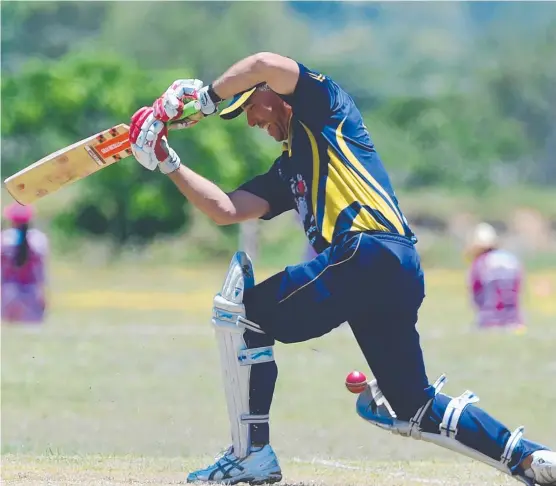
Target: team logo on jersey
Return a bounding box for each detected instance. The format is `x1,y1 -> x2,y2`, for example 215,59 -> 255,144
295,179 -> 307,196
290,174 -> 307,197
290,174 -> 309,222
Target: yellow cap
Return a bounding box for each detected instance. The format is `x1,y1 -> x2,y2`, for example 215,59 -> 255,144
219,87 -> 257,120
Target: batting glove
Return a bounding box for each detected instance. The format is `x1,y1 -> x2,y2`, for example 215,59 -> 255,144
129,106 -> 181,175
152,79 -> 221,127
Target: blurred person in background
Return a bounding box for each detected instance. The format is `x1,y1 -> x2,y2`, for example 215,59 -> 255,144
1,202 -> 49,324
466,222 -> 525,333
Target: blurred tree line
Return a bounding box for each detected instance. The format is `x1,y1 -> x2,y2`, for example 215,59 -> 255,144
1,1 -> 555,246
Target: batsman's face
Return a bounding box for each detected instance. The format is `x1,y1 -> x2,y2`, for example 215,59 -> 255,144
244,90 -> 291,142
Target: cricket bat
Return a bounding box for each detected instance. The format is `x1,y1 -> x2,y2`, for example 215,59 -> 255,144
3,124 -> 133,205
3,101 -> 203,206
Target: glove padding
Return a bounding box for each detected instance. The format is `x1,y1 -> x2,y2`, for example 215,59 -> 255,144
129,106 -> 181,174
153,79 -> 218,127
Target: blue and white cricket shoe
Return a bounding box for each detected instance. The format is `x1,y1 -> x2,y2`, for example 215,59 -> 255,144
187,445 -> 282,485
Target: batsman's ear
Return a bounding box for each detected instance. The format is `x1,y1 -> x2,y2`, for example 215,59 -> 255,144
219,87 -> 257,120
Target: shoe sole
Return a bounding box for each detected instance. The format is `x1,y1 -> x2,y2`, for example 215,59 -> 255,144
246,472 -> 282,485
187,471 -> 282,485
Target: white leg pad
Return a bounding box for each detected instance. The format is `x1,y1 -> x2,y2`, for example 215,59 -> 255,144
211,252 -> 274,459
420,427 -> 529,484
356,374 -> 532,485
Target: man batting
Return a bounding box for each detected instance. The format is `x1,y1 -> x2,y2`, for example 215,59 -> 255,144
128,52 -> 555,485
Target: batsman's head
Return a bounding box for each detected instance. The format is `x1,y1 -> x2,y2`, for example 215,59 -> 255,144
220,84 -> 292,142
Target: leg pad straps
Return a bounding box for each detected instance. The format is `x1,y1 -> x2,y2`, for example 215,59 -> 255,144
440,390 -> 480,438
356,374 -> 531,485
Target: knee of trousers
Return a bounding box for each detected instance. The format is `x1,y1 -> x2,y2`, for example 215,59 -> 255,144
381,383 -> 435,422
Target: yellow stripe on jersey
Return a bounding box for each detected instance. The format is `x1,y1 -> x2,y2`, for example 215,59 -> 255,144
322,148 -> 389,242
299,121 -> 321,226
335,118 -> 405,234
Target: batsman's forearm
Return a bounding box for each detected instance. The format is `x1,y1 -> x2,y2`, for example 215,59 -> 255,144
211,52 -> 299,98
211,54 -> 266,100
167,165 -> 237,225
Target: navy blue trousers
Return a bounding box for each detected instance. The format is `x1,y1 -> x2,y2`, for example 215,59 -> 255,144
242,231 -> 546,474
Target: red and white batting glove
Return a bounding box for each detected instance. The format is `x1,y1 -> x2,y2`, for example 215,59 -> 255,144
129,106 -> 181,174
152,79 -> 220,127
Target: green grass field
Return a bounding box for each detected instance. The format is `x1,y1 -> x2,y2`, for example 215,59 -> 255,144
2,260 -> 556,485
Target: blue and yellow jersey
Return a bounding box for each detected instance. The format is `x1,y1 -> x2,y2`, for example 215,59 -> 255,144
240,63 -> 414,253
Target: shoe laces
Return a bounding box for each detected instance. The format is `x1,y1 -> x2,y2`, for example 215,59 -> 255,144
213,445 -> 236,463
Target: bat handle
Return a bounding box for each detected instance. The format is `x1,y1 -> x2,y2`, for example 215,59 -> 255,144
180,99 -> 202,120
167,99 -> 205,131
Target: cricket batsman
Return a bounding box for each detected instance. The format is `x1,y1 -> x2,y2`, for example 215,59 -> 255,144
128,52 -> 555,485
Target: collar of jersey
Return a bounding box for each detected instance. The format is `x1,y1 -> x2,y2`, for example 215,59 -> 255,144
281,115 -> 294,156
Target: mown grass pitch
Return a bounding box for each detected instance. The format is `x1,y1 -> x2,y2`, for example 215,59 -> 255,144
2,454 -> 520,485
2,261 -> 556,484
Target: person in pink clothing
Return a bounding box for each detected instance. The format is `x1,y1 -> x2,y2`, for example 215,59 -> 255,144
466,223 -> 524,331
1,203 -> 49,324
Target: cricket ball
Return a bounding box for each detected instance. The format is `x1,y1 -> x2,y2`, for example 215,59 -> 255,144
345,370 -> 368,394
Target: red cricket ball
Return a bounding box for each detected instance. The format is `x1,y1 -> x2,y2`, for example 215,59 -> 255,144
345,370 -> 368,394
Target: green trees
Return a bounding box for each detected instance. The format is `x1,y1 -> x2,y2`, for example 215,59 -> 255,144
1,52 -> 276,244
366,91 -> 531,191
2,2 -> 554,246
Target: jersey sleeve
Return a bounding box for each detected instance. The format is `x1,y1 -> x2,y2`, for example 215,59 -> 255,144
238,157 -> 295,220
279,62 -> 339,128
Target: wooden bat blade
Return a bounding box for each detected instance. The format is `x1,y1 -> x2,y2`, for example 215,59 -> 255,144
3,124 -> 132,205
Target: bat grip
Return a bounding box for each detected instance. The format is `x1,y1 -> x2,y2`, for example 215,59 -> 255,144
167,99 -> 205,131
178,99 -> 202,120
